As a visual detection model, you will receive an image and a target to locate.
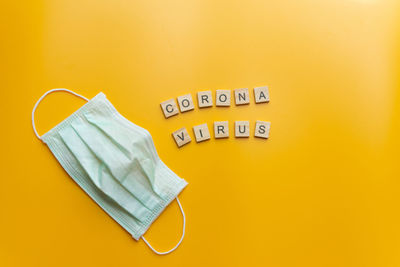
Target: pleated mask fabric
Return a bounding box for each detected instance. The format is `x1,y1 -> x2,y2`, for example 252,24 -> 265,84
32,89 -> 188,255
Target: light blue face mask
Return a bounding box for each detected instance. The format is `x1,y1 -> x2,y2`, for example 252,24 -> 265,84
31,89 -> 188,255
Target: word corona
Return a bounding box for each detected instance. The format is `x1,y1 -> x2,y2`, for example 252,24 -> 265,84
172,121 -> 271,147
160,86 -> 269,118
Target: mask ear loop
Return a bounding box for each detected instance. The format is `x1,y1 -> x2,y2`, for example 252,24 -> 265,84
141,197 -> 186,255
32,88 -> 89,140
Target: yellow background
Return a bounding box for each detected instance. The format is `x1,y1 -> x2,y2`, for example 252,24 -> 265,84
1,0 -> 400,266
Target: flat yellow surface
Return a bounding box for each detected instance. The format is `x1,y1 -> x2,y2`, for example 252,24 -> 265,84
1,0 -> 400,266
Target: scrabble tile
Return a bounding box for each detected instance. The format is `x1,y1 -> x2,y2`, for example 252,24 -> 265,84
177,94 -> 195,112
160,99 -> 179,118
197,91 -> 213,108
254,86 -> 270,103
215,90 -> 231,107
234,88 -> 250,105
193,123 -> 211,143
235,121 -> 250,137
254,120 -> 271,139
214,121 -> 229,138
172,127 -> 191,147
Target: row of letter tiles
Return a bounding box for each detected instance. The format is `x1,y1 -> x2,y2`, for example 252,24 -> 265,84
172,121 -> 271,147
161,87 -> 269,118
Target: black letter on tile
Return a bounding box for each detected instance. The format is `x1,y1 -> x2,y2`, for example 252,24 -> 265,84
258,91 -> 267,101
177,132 -> 185,141
182,99 -> 190,107
166,104 -> 174,113
201,95 -> 209,104
219,94 -> 227,102
258,125 -> 265,134
239,125 -> 246,133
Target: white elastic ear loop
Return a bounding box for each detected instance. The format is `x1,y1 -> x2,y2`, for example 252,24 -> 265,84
141,197 -> 186,255
31,88 -> 89,140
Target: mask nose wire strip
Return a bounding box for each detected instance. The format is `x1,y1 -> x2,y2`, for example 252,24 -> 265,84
31,88 -> 89,140
141,197 -> 186,255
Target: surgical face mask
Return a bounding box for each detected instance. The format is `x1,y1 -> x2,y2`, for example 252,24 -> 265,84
31,89 -> 188,255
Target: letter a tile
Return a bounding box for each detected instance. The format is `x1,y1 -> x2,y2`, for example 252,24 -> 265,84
254,86 -> 270,103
